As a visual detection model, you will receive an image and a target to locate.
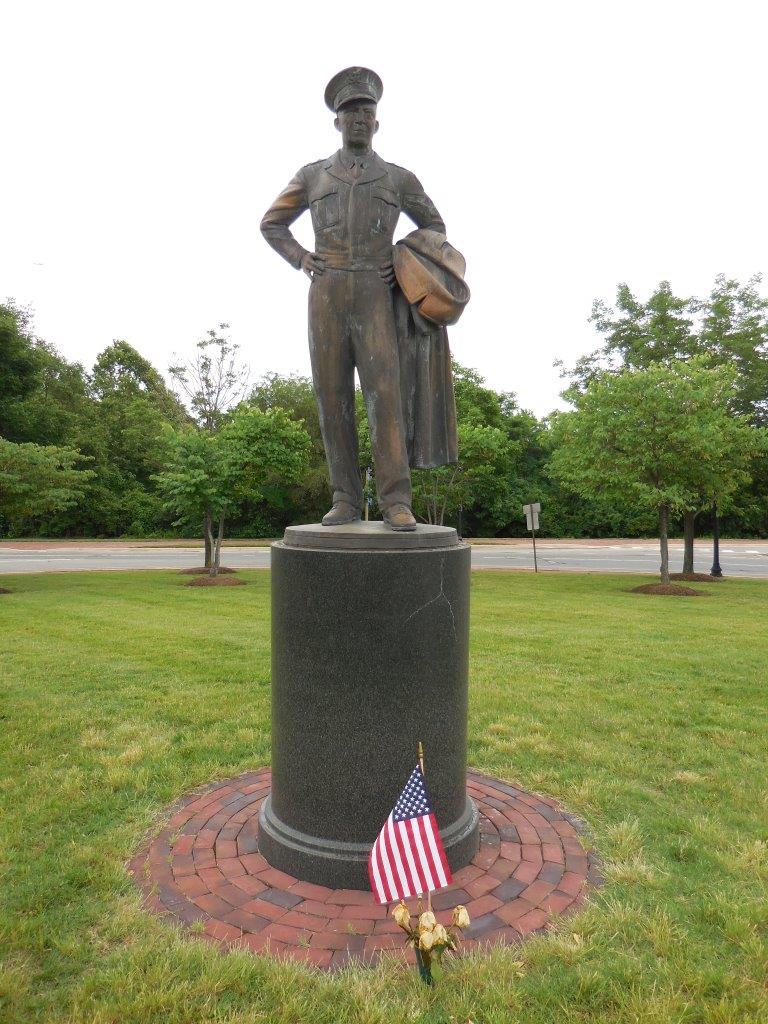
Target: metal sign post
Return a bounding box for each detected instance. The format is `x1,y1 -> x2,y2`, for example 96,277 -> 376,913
522,502 -> 541,573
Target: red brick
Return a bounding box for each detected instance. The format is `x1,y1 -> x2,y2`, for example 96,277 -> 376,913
542,842 -> 564,864
521,844 -> 543,864
372,917 -> 403,934
451,864 -> 484,885
287,880 -> 335,901
310,930 -> 366,951
215,882 -> 252,907
217,857 -> 246,878
230,875 -> 267,897
540,891 -> 574,915
192,849 -> 216,869
474,926 -> 520,947
194,892 -> 233,917
364,934 -> 400,951
565,853 -> 589,875
215,840 -> 238,860
258,867 -> 298,889
236,932 -> 287,955
513,861 -> 540,884
495,899 -> 536,925
203,919 -> 241,942
223,908 -> 270,933
464,875 -> 500,899
172,835 -> 195,856
337,903 -> 388,920
472,846 -> 498,870
326,917 -> 375,935
465,894 -> 504,918
553,819 -> 579,839
500,842 -> 522,862
558,871 -> 585,896
176,875 -> 209,898
516,909 -> 549,934
294,899 -> 341,919
284,947 -> 333,967
262,922 -> 311,945
280,909 -> 330,931
242,897 -> 287,921
520,879 -> 556,905
239,853 -> 269,874
326,889 -> 379,906
194,828 -> 218,849
198,867 -> 226,888
171,854 -> 195,877
487,859 -> 516,880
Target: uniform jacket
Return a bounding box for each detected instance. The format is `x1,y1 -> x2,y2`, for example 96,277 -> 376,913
261,150 -> 445,268
261,150 -> 458,468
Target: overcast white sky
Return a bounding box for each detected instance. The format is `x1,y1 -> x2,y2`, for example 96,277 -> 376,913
2,0 -> 767,417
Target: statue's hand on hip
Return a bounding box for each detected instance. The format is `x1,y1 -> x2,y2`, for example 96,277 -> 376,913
301,253 -> 326,279
379,260 -> 396,287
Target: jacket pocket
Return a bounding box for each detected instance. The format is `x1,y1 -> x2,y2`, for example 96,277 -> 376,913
310,187 -> 341,230
371,185 -> 399,233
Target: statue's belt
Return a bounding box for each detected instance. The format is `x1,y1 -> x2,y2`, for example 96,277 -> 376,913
316,254 -> 390,271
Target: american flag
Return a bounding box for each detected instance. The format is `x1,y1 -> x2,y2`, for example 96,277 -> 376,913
368,764 -> 452,904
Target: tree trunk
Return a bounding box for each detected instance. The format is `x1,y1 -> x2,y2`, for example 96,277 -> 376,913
203,509 -> 213,568
682,510 -> 698,574
209,511 -> 225,577
659,503 -> 671,584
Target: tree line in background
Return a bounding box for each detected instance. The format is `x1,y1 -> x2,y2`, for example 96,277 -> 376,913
2,275 -> 767,561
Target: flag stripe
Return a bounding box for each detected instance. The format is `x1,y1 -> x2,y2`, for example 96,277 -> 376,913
397,819 -> 425,896
428,812 -> 452,883
385,815 -> 412,898
423,813 -> 450,889
368,834 -> 387,903
412,815 -> 436,892
406,819 -> 431,895
377,816 -> 398,903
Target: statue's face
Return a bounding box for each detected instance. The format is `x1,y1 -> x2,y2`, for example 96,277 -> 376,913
334,100 -> 378,149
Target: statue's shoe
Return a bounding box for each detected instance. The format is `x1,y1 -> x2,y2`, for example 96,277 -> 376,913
321,501 -> 362,526
383,503 -> 417,531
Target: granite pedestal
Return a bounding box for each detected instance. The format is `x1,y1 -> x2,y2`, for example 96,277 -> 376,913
259,521 -> 479,889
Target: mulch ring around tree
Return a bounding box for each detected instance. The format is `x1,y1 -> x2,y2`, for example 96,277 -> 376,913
185,575 -> 246,587
630,583 -> 708,596
669,572 -> 723,583
129,768 -> 600,970
180,566 -> 237,575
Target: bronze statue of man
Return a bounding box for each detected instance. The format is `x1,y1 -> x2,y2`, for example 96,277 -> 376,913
261,67 -> 450,531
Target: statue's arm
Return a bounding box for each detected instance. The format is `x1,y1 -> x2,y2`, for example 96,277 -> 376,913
399,169 -> 447,233
260,169 -> 311,270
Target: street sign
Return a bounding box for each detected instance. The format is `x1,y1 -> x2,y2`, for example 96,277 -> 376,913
522,502 -> 540,532
522,502 -> 541,572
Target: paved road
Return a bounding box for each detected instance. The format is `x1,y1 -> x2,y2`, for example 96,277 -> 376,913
2,540 -> 767,577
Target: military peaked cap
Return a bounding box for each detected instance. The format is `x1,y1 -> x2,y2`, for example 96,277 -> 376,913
324,67 -> 383,112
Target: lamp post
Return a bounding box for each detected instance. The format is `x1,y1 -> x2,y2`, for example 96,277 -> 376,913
710,502 -> 723,578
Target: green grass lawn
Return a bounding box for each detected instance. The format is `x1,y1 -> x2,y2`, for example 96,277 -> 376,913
1,570 -> 766,1024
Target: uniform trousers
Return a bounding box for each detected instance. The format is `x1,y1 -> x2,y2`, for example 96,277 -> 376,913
308,268 -> 411,511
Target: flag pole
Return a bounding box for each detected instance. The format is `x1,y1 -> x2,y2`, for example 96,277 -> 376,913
418,740 -> 432,913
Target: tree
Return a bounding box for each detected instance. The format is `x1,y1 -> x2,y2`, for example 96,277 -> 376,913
411,423 -> 520,528
561,277 -> 768,559
549,360 -> 764,584
154,407 -> 310,574
169,325 -> 249,432
0,438 -> 93,536
169,326 -> 249,562
0,302 -> 41,437
248,372 -> 329,527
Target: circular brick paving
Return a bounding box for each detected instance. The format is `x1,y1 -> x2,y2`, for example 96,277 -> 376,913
128,768 -> 599,969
